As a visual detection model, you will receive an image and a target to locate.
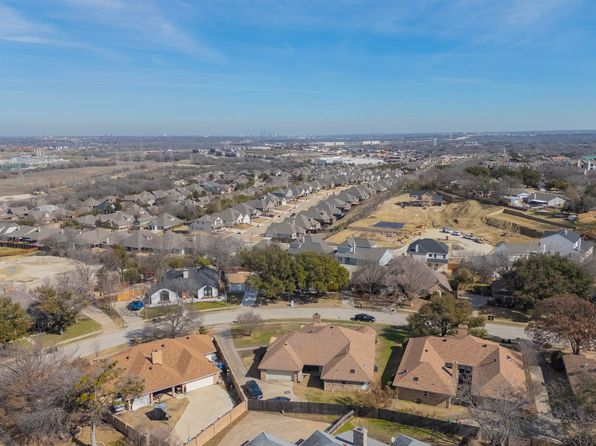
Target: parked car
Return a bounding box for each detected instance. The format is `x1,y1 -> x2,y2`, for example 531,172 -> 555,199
354,313 -> 375,322
452,231 -> 462,236
269,396 -> 291,402
127,300 -> 144,311
441,227 -> 452,233
245,380 -> 263,399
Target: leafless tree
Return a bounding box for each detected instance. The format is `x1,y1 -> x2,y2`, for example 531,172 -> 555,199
235,310 -> 263,336
383,257 -> 435,305
459,252 -> 511,282
0,344 -> 81,444
130,301 -> 203,341
351,265 -> 387,298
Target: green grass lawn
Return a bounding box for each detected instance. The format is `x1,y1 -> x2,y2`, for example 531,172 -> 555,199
336,417 -> 461,445
232,322 -> 304,349
142,301 -> 230,319
35,317 -> 102,346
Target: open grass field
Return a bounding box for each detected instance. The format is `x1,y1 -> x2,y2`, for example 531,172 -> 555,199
142,300 -> 231,319
327,194 -> 541,248
34,317 -> 102,346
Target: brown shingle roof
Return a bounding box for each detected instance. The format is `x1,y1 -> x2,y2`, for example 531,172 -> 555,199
394,334 -> 527,400
110,335 -> 219,394
259,323 -> 376,384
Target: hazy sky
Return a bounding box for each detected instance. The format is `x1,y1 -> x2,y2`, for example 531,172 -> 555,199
1,0 -> 595,136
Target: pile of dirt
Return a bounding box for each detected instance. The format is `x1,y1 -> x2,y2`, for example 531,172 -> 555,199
440,200 -> 494,226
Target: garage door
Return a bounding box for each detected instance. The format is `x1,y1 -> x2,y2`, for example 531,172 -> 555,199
185,375 -> 216,392
265,371 -> 294,381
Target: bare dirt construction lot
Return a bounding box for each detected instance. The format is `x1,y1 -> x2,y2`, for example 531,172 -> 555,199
326,194 -> 538,248
0,254 -> 85,290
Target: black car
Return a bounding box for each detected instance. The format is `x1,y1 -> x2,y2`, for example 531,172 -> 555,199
354,313 -> 375,322
245,380 -> 264,399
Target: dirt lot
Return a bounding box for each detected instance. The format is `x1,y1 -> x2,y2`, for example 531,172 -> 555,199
326,194 -> 536,248
0,254 -> 86,290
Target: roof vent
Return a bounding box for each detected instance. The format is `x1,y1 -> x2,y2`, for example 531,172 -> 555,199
482,344 -> 487,347
413,377 -> 419,382
125,356 -> 129,360
442,338 -> 447,342
350,369 -> 355,374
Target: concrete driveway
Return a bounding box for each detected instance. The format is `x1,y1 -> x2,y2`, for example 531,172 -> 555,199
170,385 -> 235,445
215,411 -> 329,445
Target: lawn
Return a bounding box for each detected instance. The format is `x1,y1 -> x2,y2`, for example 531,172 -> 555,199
336,417 -> 461,445
34,317 -> 102,346
232,322 -> 304,349
0,247 -> 34,256
142,301 -> 230,318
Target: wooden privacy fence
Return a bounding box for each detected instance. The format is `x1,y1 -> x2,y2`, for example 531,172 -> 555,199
247,399 -> 480,439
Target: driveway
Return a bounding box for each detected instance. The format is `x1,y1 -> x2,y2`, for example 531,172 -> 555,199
170,385 -> 235,445
215,411 -> 329,445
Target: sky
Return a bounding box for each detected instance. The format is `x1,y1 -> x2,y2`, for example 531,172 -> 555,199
0,0 -> 595,136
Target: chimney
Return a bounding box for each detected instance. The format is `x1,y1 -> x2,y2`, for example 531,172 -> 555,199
151,349 -> 163,365
353,427 -> 368,446
312,313 -> 322,327
456,325 -> 468,338
182,269 -> 189,279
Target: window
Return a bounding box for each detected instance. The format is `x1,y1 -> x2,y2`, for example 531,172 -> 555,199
203,286 -> 213,298
159,290 -> 170,302
445,363 -> 452,369
423,391 -> 428,397
349,369 -> 355,374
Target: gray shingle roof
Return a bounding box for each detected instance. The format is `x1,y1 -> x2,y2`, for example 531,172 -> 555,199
408,238 -> 449,255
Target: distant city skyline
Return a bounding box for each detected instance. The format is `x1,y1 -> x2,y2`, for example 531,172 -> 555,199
1,0 -> 595,136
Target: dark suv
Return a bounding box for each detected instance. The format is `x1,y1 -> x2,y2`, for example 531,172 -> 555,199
245,380 -> 264,399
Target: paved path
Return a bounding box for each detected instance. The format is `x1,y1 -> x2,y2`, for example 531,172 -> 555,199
214,326 -> 248,385
61,305 -> 529,358
81,305 -> 117,331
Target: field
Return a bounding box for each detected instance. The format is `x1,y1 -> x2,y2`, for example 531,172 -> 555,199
0,160 -> 174,197
0,247 -> 35,257
0,254 -> 86,290
326,194 -> 552,248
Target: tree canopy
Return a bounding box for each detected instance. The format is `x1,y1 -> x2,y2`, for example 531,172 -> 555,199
0,296 -> 31,344
240,245 -> 348,299
407,295 -> 485,337
502,254 -> 592,309
33,286 -> 85,334
527,295 -> 596,354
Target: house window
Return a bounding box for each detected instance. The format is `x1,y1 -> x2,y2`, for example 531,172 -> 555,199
159,290 -> 170,302
445,363 -> 452,369
203,286 -> 213,298
423,391 -> 428,397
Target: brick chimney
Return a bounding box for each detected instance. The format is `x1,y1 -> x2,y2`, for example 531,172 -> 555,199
312,313 -> 322,327
151,349 -> 163,365
456,325 -> 468,338
353,426 -> 368,446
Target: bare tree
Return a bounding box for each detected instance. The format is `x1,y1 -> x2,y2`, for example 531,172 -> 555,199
0,344 -> 81,444
383,257 -> 435,305
235,310 -> 263,336
351,265 -> 387,298
130,301 -> 203,342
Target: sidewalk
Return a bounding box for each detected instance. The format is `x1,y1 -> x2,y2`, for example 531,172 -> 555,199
81,305 -> 118,332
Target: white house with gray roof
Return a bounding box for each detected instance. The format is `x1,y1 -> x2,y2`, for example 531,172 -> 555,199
335,237 -> 393,267
146,266 -> 221,307
407,238 -> 449,267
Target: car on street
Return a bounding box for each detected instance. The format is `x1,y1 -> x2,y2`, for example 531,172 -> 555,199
354,313 -> 376,322
127,300 -> 144,311
441,227 -> 452,233
245,380 -> 264,399
452,231 -> 462,236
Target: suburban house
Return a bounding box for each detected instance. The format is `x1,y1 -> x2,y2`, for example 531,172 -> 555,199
539,229 -> 594,261
145,213 -> 183,231
218,207 -> 250,226
408,191 -> 444,207
189,215 -> 224,232
265,221 -> 306,242
145,266 -> 221,307
245,426 -> 424,446
407,238 -> 449,268
526,192 -> 568,208
334,237 -> 393,267
287,235 -> 335,255
577,155 -> 596,173
109,335 -> 221,410
393,326 -> 527,407
259,313 -> 376,391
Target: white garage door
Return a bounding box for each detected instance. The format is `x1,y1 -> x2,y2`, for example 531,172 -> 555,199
266,371 -> 294,381
185,375 -> 216,392
132,394 -> 150,410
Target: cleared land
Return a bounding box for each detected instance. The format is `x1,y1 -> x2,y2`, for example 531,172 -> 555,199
0,160 -> 174,197
326,194 -> 555,248
0,254 -> 86,290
